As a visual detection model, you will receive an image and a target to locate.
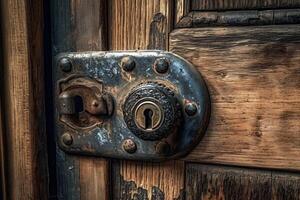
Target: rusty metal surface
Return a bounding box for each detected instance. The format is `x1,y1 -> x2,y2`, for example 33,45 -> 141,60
54,51 -> 210,161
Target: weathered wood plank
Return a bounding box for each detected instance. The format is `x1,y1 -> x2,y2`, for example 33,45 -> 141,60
189,9 -> 300,27
113,160 -> 185,200
0,99 -> 6,199
191,0 -> 300,11
272,172 -> 300,200
170,25 -> 300,171
51,0 -> 109,199
109,1 -> 185,199
108,0 -> 173,50
186,163 -> 300,200
0,0 -> 48,199
175,0 -> 191,25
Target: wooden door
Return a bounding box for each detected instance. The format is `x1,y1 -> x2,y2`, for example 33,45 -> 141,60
1,0 -> 300,199
49,1 -> 300,199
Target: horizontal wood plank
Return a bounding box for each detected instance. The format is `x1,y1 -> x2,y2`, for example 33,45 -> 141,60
186,163 -> 300,200
170,25 -> 300,171
191,0 -> 300,11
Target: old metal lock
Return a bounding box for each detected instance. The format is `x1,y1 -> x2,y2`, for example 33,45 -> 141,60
55,51 -> 210,161
123,82 -> 182,141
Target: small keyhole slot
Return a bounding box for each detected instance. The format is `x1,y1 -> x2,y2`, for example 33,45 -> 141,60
74,95 -> 84,113
144,109 -> 154,130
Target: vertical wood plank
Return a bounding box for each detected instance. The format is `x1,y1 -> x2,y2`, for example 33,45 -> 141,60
0,99 -> 6,199
70,1 -> 110,200
0,0 -> 48,199
175,0 -> 191,25
109,1 -> 185,199
108,0 -> 173,50
51,0 -> 109,199
0,19 -> 7,200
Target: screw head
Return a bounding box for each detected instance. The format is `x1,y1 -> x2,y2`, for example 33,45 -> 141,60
185,102 -> 198,116
62,132 -> 73,146
121,56 -> 135,72
154,58 -> 169,74
59,57 -> 72,72
122,139 -> 137,154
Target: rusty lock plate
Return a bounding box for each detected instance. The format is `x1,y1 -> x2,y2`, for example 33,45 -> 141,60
55,51 -> 210,161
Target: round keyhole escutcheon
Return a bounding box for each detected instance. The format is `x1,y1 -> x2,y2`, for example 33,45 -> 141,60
134,100 -> 163,131
123,82 -> 182,141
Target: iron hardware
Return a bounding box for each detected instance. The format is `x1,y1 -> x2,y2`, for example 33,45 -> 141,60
55,51 -> 210,161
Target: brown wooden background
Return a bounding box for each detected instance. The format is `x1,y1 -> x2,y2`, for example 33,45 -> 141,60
1,0 -> 300,199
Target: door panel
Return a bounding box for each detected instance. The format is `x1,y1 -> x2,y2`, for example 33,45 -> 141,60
191,0 -> 300,11
186,164 -> 300,200
50,0 -> 300,199
170,25 -> 300,171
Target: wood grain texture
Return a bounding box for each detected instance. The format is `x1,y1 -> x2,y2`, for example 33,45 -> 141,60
175,0 -> 191,26
191,0 -> 300,11
170,25 -> 300,171
0,100 -> 6,199
0,0 -> 48,199
71,1 -> 109,200
113,160 -> 185,200
108,0 -> 173,50
178,9 -> 300,28
109,1 -> 185,199
186,164 -> 300,200
51,1 -> 109,199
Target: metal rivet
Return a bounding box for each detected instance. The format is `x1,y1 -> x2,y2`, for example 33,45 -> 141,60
121,56 -> 135,72
59,57 -> 72,72
62,132 -> 73,146
92,100 -> 99,107
185,102 -> 198,116
154,58 -> 169,74
155,141 -> 171,155
122,139 -> 137,154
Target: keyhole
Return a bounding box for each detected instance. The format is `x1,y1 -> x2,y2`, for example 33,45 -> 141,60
144,109 -> 154,129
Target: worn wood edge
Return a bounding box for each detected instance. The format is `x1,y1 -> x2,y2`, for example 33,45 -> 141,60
191,0 -> 300,11
185,163 -> 300,200
0,11 -> 7,199
193,9 -> 300,27
175,0 -> 191,26
0,94 -> 7,200
169,25 -> 300,171
0,0 -> 48,199
175,9 -> 300,28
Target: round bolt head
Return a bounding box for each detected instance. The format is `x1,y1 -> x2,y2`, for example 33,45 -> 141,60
62,132 -> 73,146
185,102 -> 198,116
154,58 -> 169,74
59,57 -> 72,72
121,56 -> 135,71
122,139 -> 137,154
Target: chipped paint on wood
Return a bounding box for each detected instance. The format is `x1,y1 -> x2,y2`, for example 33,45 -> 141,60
113,160 -> 185,200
